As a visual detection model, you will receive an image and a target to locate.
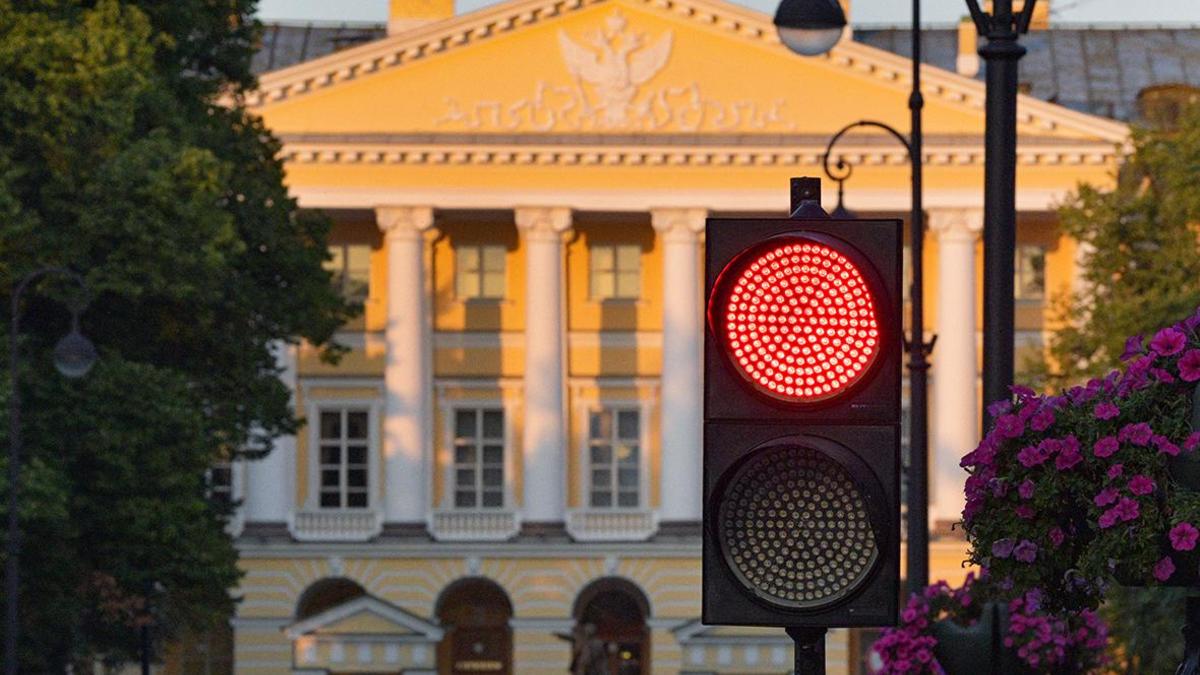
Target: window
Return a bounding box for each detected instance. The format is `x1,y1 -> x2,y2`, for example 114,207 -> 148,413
455,244 -> 506,299
318,408 -> 371,508
588,409 -> 640,508
1015,245 -> 1046,300
208,461 -> 234,507
325,243 -> 371,303
452,408 -> 505,508
590,244 -> 641,300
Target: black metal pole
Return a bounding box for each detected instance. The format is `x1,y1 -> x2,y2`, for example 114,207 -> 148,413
787,627 -> 827,675
977,0 -> 1025,431
5,268 -> 90,675
140,622 -> 151,675
905,0 -> 931,595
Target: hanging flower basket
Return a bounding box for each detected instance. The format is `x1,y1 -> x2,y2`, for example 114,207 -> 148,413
870,573 -> 1107,674
961,307 -> 1200,610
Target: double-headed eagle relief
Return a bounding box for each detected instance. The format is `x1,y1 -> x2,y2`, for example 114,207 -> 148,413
436,10 -> 795,132
557,11 -> 673,128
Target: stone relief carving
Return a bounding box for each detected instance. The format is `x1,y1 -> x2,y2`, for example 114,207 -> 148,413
435,10 -> 796,133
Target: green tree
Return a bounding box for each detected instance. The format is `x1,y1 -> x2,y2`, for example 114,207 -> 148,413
0,0 -> 353,668
1032,106 -> 1200,673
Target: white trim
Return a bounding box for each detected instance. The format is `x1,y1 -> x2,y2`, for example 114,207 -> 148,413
298,377 -> 384,398
568,331 -> 662,349
284,595 -> 444,641
434,331 -> 525,349
237,540 -> 702,557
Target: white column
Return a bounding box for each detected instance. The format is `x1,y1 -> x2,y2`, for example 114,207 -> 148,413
651,208 -> 706,522
929,208 -> 983,526
376,206 -> 435,524
515,207 -> 571,523
244,341 -> 297,523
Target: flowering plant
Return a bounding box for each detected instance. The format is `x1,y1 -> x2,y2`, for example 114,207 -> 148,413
962,307 -> 1200,611
871,572 -> 1107,673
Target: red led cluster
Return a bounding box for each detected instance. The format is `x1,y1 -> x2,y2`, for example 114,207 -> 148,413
721,240 -> 880,402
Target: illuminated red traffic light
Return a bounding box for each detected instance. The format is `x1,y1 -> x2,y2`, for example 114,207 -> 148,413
712,237 -> 881,403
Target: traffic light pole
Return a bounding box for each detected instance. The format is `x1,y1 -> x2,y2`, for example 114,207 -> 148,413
787,627 -> 827,675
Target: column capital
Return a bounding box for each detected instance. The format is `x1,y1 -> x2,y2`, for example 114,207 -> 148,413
376,206 -> 435,240
650,208 -> 707,243
515,207 -> 572,242
927,208 -> 983,243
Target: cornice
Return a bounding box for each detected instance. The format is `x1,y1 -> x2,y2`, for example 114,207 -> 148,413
278,139 -> 1118,169
246,0 -> 1130,146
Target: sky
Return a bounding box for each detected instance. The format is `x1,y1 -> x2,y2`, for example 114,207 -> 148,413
257,0 -> 1200,26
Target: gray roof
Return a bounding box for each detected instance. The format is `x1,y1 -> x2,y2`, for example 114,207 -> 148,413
856,27 -> 1200,121
252,20 -> 1200,122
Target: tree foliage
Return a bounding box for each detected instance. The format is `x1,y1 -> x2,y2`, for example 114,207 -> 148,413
1033,107 -> 1200,673
0,0 -> 353,667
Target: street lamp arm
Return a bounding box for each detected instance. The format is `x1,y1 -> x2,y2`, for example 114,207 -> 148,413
11,267 -> 90,328
820,120 -> 913,188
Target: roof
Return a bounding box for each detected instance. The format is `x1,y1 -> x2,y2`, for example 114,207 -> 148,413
252,18 -> 1200,122
856,26 -> 1200,121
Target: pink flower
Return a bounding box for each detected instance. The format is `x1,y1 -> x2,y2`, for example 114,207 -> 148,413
1094,436 -> 1119,458
1093,402 -> 1120,420
1151,327 -> 1187,356
1155,435 -> 1181,457
1180,350 -> 1200,382
996,414 -> 1026,439
1170,522 -> 1200,551
1016,505 -> 1035,519
1128,475 -> 1156,496
1048,527 -> 1065,547
1013,540 -> 1038,563
1187,432 -> 1200,452
1121,334 -> 1145,361
1107,463 -> 1125,479
1114,497 -> 1140,522
992,538 -> 1016,558
1098,509 -> 1119,529
1030,407 -> 1055,432
1119,422 -> 1154,446
1093,487 -> 1119,507
1018,479 -> 1035,500
1017,445 -> 1048,468
1154,556 -> 1176,582
1152,367 -> 1177,384
1056,448 -> 1083,471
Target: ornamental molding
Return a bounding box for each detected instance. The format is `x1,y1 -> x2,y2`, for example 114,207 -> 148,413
514,206 -> 573,239
650,207 -> 707,239
247,0 -> 1130,144
279,139 -> 1117,169
927,208 -> 984,241
375,205 -> 435,238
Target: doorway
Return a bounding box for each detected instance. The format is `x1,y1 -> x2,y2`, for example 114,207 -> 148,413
436,578 -> 513,675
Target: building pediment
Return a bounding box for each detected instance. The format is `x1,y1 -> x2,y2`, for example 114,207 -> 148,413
284,595 -> 444,641
250,0 -> 1126,145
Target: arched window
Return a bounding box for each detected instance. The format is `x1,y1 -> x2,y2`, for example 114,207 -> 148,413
436,578 -> 513,675
294,578 -> 367,621
572,578 -> 651,675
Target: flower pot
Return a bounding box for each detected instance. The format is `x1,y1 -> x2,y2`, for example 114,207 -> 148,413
931,602 -> 1024,675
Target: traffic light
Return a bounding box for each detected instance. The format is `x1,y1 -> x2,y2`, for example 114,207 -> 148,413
702,203 -> 902,629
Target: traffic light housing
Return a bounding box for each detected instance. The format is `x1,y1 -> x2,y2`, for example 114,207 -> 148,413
702,213 -> 902,628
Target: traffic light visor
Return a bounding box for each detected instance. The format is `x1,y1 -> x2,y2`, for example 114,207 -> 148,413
709,235 -> 882,403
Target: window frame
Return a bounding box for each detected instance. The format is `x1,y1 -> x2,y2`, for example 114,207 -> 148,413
571,385 -> 656,513
454,243 -> 507,301
449,406 -> 508,510
588,243 -> 642,301
586,407 -> 644,509
304,396 -> 382,513
1014,244 -> 1047,301
325,242 -> 373,303
437,389 -> 519,512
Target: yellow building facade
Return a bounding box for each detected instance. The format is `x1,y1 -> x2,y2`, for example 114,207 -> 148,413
228,0 -> 1129,672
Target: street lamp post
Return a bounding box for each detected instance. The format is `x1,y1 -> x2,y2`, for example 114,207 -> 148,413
963,0 -> 1038,430
6,268 -> 96,675
774,0 -> 935,592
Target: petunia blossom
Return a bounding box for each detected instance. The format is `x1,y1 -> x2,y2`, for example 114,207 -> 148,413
1093,488 -> 1119,507
1093,402 -> 1120,420
1151,327 -> 1187,356
1186,432 -> 1200,452
1120,334 -> 1145,361
1048,527 -> 1065,547
1128,475 -> 1156,496
1170,522 -> 1200,551
1180,350 -> 1200,382
1107,463 -> 1124,479
992,538 -> 1016,559
1013,540 -> 1038,563
1018,480 -> 1035,500
1093,436 -> 1119,458
1154,435 -> 1181,457
1154,556 -> 1176,582
1119,422 -> 1154,446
